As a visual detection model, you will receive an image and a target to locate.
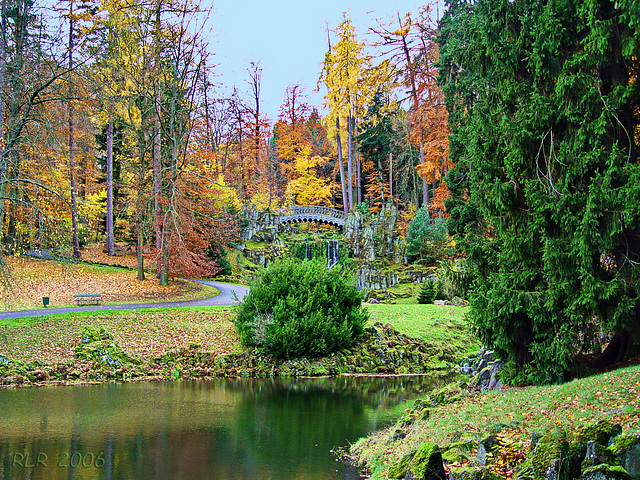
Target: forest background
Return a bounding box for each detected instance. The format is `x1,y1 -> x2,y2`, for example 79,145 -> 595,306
3,0 -> 639,384
0,0 -> 449,283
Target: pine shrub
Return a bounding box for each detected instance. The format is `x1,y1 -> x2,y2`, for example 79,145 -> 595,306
418,280 -> 445,304
235,258 -> 368,359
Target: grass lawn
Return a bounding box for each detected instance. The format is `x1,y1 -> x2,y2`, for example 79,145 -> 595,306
0,307 -> 242,364
0,303 -> 475,368
0,257 -> 217,311
366,304 -> 480,360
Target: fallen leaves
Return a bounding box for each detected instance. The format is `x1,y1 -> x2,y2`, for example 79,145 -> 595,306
0,257 -> 211,311
0,309 -> 241,364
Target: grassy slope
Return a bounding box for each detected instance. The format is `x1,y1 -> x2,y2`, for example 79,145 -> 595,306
351,364 -> 640,479
367,304 -> 480,360
0,303 -> 474,365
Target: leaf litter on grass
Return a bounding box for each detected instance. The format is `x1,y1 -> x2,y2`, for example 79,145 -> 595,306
0,309 -> 241,364
0,257 -> 213,311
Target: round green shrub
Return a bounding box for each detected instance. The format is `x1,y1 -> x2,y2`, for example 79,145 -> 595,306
235,258 -> 368,359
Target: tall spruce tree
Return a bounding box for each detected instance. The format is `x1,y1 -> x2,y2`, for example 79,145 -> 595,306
440,0 -> 640,384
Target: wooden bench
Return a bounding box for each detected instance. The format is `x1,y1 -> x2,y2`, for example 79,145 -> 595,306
74,294 -> 102,305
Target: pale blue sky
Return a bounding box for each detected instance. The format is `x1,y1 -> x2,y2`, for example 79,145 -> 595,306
208,0 -> 436,121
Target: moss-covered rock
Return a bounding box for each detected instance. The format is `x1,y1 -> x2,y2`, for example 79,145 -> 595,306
609,435 -> 640,479
405,442 -> 446,480
441,441 -> 477,465
575,420 -> 623,447
75,339 -> 138,368
581,464 -> 631,480
582,441 -> 621,470
80,325 -> 113,344
448,466 -> 504,480
430,383 -> 464,407
515,431 -> 572,480
75,327 -> 141,377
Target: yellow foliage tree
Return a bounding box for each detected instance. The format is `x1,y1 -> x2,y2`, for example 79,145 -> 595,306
284,146 -> 333,206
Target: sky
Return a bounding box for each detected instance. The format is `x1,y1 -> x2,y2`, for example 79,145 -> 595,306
207,0 -> 436,121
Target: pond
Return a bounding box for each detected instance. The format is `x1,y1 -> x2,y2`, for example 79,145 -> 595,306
0,375 -> 447,480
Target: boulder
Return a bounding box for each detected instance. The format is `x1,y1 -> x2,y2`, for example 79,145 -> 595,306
405,443 -> 446,480
477,436 -> 500,466
582,441 -> 621,470
575,420 -> 623,447
609,435 -> 640,479
441,441 -> 476,465
475,367 -> 492,391
581,464 -> 631,480
81,325 -> 113,344
515,432 -> 572,480
449,466 -> 504,480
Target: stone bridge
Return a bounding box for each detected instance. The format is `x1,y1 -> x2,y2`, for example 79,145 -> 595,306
276,205 -> 346,227
243,205 -> 346,241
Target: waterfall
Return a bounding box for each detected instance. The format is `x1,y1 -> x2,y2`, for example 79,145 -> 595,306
305,240 -> 312,260
327,240 -> 339,270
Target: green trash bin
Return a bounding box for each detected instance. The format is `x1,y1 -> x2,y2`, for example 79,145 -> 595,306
43,297 -> 49,307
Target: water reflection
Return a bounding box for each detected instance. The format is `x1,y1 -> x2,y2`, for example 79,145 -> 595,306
0,375 -> 447,480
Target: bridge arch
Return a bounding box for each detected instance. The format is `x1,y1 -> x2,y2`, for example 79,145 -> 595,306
276,205 -> 346,228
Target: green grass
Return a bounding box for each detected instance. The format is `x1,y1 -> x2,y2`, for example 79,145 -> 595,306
366,304 -> 480,359
1,303 -> 477,369
351,364 -> 640,479
0,305 -> 230,328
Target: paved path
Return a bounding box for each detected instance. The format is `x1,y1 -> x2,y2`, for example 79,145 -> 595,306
0,280 -> 249,320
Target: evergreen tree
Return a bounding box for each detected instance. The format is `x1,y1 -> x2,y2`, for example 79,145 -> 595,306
440,0 -> 640,383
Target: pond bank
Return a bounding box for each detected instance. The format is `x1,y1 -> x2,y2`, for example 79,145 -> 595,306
346,362 -> 640,479
0,322 -> 461,388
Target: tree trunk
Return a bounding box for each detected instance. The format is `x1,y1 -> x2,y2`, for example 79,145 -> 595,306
136,225 -> 145,281
355,117 -> 361,205
336,117 -> 347,215
423,176 -> 429,210
389,152 -> 393,200
0,0 -> 5,239
106,118 -> 115,256
135,135 -> 146,281
591,331 -> 630,369
153,91 -> 162,275
346,114 -> 353,211
67,4 -> 81,260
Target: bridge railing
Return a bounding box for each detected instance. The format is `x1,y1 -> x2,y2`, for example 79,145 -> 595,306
276,205 -> 346,221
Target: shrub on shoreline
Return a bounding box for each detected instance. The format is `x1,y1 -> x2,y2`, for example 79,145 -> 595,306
235,258 -> 368,359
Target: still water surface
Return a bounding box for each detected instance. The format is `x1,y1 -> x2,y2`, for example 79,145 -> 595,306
0,375 -> 445,480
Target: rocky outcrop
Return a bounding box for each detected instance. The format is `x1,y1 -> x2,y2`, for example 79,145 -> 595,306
386,420 -> 639,480
241,241 -> 287,268
513,421 -> 638,480
459,348 -> 504,392
153,323 -> 452,378
357,265 -> 399,291
242,205 -> 280,241
343,204 -> 405,264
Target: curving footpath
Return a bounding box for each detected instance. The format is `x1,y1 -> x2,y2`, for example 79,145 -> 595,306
0,280 -> 249,320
